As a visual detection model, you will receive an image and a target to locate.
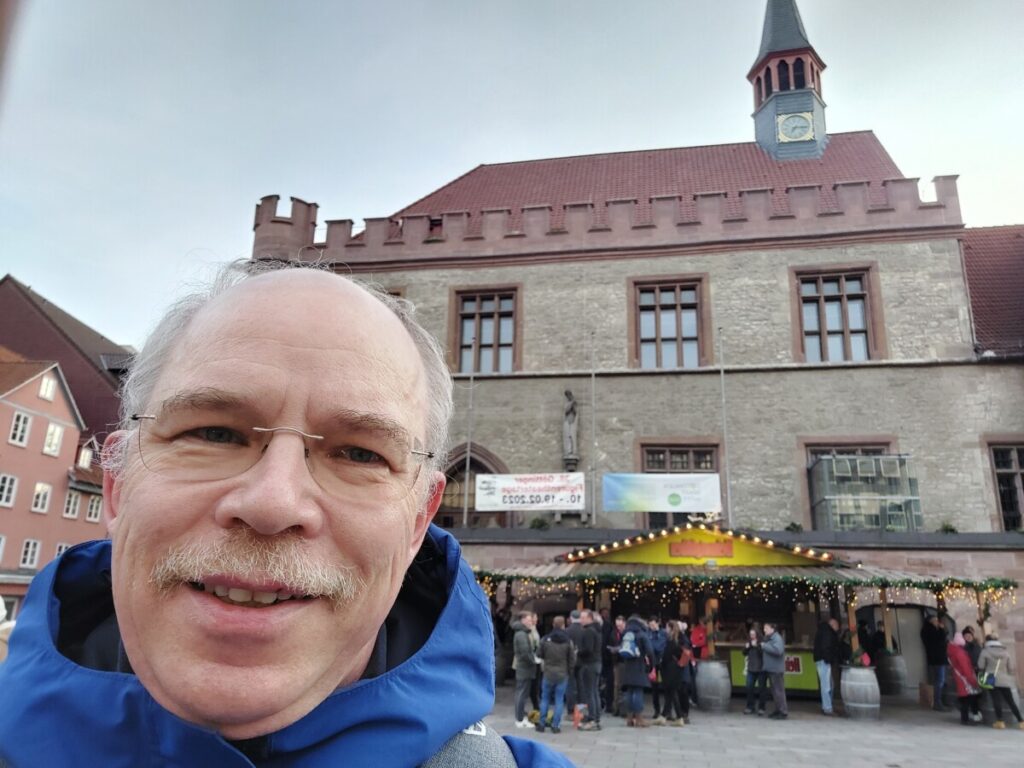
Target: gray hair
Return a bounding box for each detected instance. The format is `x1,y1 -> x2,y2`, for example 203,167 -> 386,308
110,259 -> 453,483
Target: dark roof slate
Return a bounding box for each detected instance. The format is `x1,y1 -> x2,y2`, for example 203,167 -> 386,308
755,0 -> 813,64
962,225 -> 1024,356
395,131 -> 902,227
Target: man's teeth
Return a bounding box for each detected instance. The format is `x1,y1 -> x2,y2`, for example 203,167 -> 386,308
196,582 -> 302,606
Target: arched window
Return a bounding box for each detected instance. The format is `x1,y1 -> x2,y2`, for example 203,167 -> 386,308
755,76 -> 763,107
764,67 -> 773,97
437,444 -> 511,528
778,60 -> 791,91
793,58 -> 806,89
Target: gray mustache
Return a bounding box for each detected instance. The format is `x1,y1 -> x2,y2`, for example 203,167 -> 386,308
149,528 -> 364,608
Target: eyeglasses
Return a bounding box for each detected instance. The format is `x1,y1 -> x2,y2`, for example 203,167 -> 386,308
130,413 -> 434,503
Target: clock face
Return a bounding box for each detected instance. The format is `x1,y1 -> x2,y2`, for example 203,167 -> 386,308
778,113 -> 813,142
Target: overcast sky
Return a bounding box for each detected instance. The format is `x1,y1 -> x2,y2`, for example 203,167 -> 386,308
1,0 -> 1021,350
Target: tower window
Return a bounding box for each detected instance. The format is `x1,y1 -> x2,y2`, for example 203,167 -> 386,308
778,60 -> 791,91
794,58 -> 806,89
764,67 -> 773,97
755,76 -> 763,107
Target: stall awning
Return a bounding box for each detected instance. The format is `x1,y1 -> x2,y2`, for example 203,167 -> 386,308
474,562 -> 1017,592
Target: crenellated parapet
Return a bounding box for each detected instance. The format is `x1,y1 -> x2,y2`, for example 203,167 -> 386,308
251,177 -> 962,265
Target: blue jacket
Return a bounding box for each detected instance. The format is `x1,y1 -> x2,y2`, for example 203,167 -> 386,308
0,529 -> 573,767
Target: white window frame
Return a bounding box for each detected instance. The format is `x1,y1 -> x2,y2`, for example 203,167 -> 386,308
8,411 -> 31,447
55,542 -> 71,557
42,423 -> 64,457
62,490 -> 81,519
20,539 -> 40,569
78,446 -> 94,468
0,535 -> 5,564
0,474 -> 17,507
31,482 -> 51,513
38,375 -> 56,401
86,494 -> 103,523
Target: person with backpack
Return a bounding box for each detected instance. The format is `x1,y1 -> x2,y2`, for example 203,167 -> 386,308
535,616 -> 577,734
618,614 -> 654,727
977,633 -> 1023,730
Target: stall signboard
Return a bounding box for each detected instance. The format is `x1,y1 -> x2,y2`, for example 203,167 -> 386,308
728,649 -> 819,691
475,473 -> 585,511
602,473 -> 721,514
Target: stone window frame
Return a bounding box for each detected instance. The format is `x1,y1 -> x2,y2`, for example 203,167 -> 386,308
633,436 -> 723,529
20,538 -> 40,569
983,434 -> 1024,532
85,494 -> 103,523
788,262 -> 888,364
626,273 -> 714,369
795,435 -> 898,530
447,284 -> 523,375
8,411 -> 31,447
436,443 -> 511,529
0,474 -> 17,508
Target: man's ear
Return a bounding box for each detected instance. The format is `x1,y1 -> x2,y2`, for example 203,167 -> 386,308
101,431 -> 128,534
410,471 -> 446,552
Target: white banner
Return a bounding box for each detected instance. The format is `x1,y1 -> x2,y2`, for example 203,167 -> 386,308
475,473 -> 586,511
602,473 -> 722,513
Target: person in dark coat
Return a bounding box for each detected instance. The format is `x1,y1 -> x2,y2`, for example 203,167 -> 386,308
657,621 -> 688,726
535,616 -> 577,734
812,618 -> 841,715
742,625 -> 768,715
961,626 -> 982,671
761,621 -> 788,719
920,613 -> 950,711
618,615 -> 654,727
511,612 -> 538,727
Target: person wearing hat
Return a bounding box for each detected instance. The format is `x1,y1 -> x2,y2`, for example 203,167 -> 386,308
977,633 -> 1023,729
960,626 -> 982,671
947,632 -> 982,725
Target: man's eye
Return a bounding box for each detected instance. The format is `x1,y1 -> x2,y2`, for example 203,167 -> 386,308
188,426 -> 243,444
338,446 -> 386,464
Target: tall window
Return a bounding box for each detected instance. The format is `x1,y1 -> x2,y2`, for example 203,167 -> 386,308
55,543 -> 71,557
86,494 -> 103,523
63,491 -> 81,519
635,281 -> 704,369
8,412 -> 31,446
456,290 -> 517,374
43,423 -> 64,456
799,273 -> 872,363
20,539 -> 40,569
642,444 -> 718,528
78,446 -> 94,468
31,483 -> 51,513
992,446 -> 1024,531
38,374 -> 57,401
437,457 -> 507,529
0,474 -> 16,507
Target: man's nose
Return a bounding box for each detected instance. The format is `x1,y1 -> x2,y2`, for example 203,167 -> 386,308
213,431 -> 325,537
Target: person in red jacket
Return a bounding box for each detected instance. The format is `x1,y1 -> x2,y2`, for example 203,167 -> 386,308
947,632 -> 982,725
690,618 -> 708,660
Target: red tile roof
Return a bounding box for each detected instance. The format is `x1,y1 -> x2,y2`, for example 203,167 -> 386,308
395,131 -> 903,228
963,225 -> 1024,356
0,360 -> 53,397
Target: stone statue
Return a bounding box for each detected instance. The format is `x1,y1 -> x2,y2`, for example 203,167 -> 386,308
562,389 -> 579,471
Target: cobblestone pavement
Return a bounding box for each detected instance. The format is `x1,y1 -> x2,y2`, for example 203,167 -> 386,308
485,685 -> 1023,767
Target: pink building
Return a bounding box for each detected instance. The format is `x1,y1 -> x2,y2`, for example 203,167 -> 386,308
0,347 -> 104,620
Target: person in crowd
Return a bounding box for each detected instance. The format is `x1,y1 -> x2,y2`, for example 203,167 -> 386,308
961,626 -> 982,671
618,614 -> 654,727
529,613 -> 543,713
838,628 -> 854,665
690,617 -> 708,660
564,610 -> 583,715
535,616 -> 577,735
678,620 -> 698,706
609,615 -> 627,716
647,617 -> 667,723
761,621 -> 788,720
857,619 -> 872,661
812,617 -> 841,716
0,263 -> 571,766
947,632 -> 982,725
600,611 -> 618,714
872,620 -> 894,656
977,633 -> 1023,730
742,625 -> 768,716
920,612 -> 950,711
657,621 -> 688,726
573,610 -> 603,731
512,611 -> 539,728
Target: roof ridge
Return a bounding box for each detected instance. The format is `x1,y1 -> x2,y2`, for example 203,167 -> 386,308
393,163 -> 485,217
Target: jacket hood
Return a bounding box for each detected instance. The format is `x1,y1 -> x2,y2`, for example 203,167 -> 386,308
0,527 -> 496,767
983,640 -> 1007,650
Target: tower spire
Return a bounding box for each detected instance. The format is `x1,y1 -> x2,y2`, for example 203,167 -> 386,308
748,0 -> 828,160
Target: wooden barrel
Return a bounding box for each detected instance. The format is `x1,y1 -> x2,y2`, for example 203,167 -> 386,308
875,654 -> 913,699
695,659 -> 732,713
840,666 -> 881,720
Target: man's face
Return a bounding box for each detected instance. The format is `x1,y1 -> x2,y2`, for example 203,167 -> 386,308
963,631 -> 974,643
829,619 -> 840,632
102,272 -> 443,739
764,624 -> 775,636
648,619 -> 659,631
580,611 -> 592,626
615,617 -> 625,631
522,614 -> 535,630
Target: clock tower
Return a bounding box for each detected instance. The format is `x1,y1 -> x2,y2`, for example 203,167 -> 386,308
748,0 -> 828,160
